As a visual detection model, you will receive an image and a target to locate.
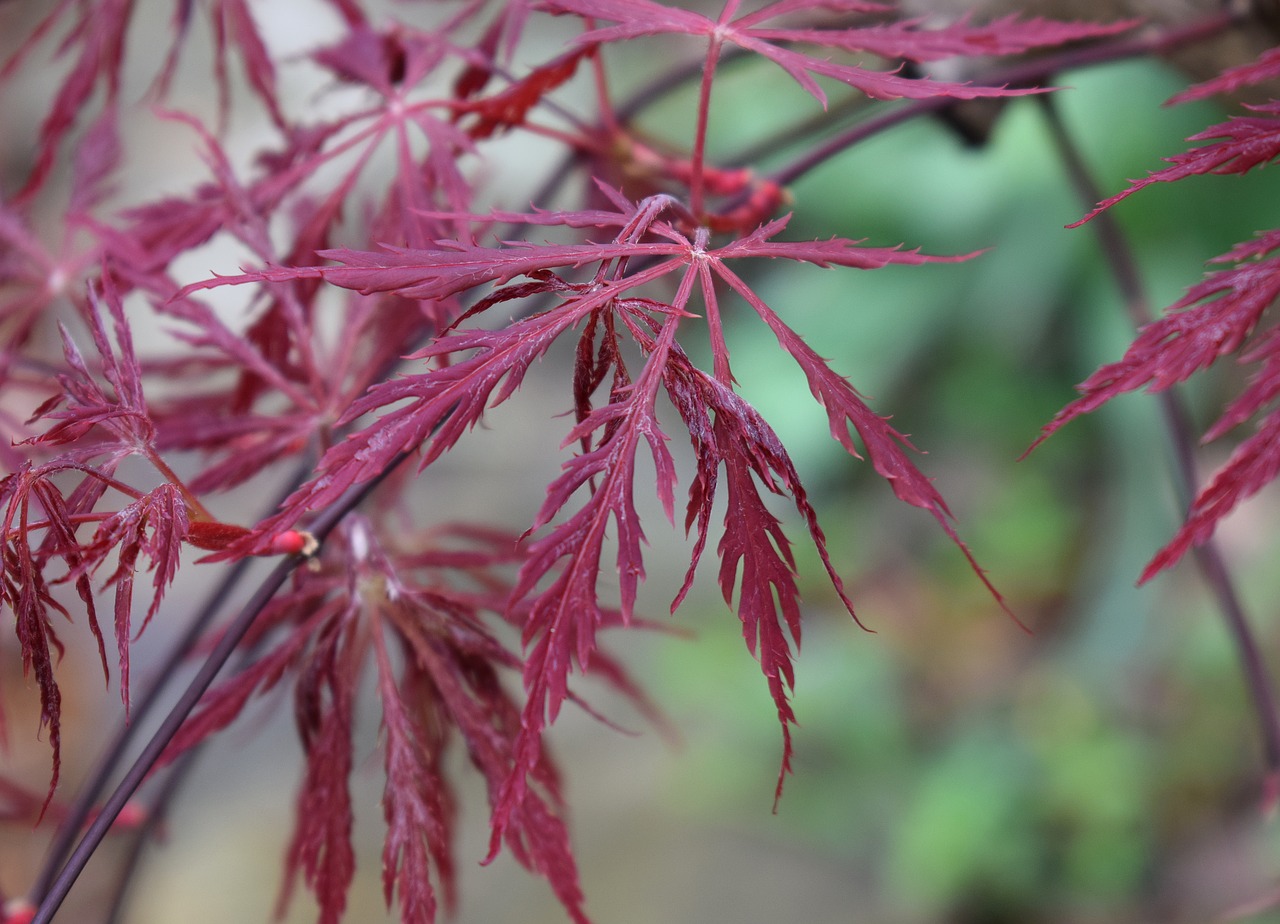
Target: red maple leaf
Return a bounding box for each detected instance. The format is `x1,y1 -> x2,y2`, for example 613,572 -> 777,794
541,0 -> 1134,105
1032,229 -> 1280,582
1070,102 -> 1280,226
1044,68 -> 1280,582
195,190 -> 1009,846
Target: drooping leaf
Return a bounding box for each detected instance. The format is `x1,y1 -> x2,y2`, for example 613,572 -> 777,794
0,466 -> 71,816
77,483 -> 190,711
653,331 -> 857,799
1166,45 -> 1280,105
1144,407 -> 1280,582
456,45 -> 596,139
706,248 -> 1010,619
542,0 -> 1130,105
1070,102 -> 1280,227
278,617 -> 358,924
3,0 -> 133,204
373,631 -> 455,923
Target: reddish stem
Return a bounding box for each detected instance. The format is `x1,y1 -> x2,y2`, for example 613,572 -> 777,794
688,30 -> 724,218
139,446 -> 211,521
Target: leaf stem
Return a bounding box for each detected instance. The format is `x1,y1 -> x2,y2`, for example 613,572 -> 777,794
140,445 -> 212,521
1039,94 -> 1280,801
688,33 -> 723,219
587,26 -> 617,137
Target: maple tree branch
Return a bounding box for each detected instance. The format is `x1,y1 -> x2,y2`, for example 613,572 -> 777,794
725,89 -> 872,169
1039,94 -> 1280,800
29,556 -> 300,924
29,449 -> 415,924
27,594 -> 225,904
101,749 -> 197,924
753,7 -> 1241,200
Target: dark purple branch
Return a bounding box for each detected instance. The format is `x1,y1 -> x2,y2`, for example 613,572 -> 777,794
101,749 -> 198,924
1038,94 -> 1280,799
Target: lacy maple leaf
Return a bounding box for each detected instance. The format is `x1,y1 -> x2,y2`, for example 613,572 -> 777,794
541,0 -> 1135,105
1043,45 -> 1280,583
190,188 -> 1011,848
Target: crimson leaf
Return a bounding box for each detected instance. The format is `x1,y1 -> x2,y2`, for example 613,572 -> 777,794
1032,229 -> 1280,582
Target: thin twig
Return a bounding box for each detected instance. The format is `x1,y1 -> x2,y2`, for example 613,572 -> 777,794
29,558 -> 299,924
100,748 -> 197,924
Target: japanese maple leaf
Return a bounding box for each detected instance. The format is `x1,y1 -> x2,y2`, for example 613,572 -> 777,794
659,344 -> 823,805
1166,45 -> 1280,105
540,0 -> 1135,105
0,295 -> 175,806
75,483 -> 190,708
0,199 -> 100,376
1070,101 -> 1280,226
32,283 -> 154,465
186,192 -> 978,598
192,191 -> 1006,825
160,519 -> 603,924
2,0 -> 310,203
0,465 -> 81,815
485,305 -> 686,851
1031,229 -> 1280,582
1045,73 -> 1280,582
1,0 -> 132,204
